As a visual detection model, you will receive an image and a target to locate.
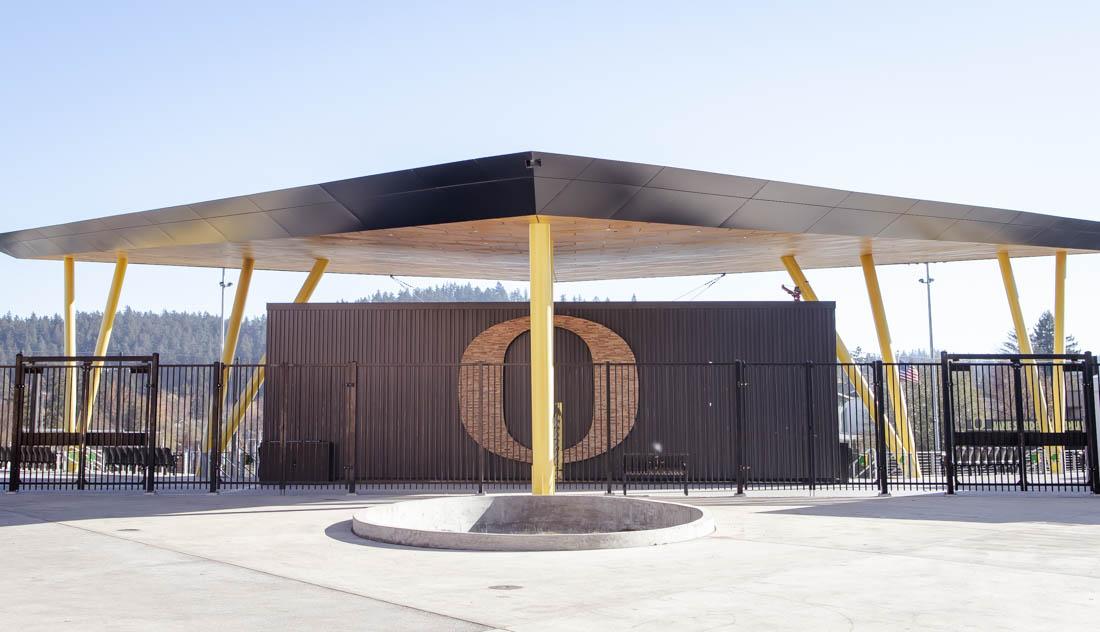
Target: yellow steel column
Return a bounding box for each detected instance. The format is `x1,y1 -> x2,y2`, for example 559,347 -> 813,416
219,259 -> 328,452
1051,251 -> 1067,472
529,219 -> 556,495
82,254 -> 128,432
63,256 -> 77,432
221,258 -> 255,366
860,253 -> 921,477
997,252 -> 1052,448
781,255 -> 906,467
200,258 -> 254,454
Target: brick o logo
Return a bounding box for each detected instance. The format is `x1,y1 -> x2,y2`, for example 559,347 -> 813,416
458,316 -> 638,463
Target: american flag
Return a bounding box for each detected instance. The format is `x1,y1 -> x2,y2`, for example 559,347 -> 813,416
899,366 -> 920,382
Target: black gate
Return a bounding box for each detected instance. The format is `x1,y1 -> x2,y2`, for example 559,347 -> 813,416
942,353 -> 1100,493
6,354 -> 159,492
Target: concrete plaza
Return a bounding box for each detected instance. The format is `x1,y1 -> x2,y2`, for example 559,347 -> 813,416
1,491 -> 1097,631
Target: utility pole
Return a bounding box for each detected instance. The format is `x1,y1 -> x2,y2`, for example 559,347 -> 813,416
919,262 -> 939,452
219,268 -> 233,356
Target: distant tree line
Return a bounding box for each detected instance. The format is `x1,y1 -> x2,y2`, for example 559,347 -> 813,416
0,282 -> 612,363
0,309 -> 266,364
7,285 -> 1074,365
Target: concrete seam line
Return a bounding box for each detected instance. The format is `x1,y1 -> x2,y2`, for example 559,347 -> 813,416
0,508 -> 499,630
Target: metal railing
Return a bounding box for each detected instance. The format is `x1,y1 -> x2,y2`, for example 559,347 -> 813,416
2,354 -> 1097,494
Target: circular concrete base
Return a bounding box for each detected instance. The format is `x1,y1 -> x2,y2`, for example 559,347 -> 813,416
351,495 -> 714,551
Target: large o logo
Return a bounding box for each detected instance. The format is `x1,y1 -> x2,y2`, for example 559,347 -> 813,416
458,316 -> 638,463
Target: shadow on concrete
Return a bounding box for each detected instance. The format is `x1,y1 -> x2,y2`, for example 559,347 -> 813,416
752,493 -> 1100,525
0,492 -> 384,529
4,490 -> 1098,531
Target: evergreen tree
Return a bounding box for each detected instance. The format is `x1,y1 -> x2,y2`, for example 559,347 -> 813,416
1000,310 -> 1080,354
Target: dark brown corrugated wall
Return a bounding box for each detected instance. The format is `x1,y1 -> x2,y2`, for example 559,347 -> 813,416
265,302 -> 838,483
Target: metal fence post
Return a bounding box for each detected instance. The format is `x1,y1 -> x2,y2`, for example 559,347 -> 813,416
939,352 -> 956,495
347,362 -> 358,495
144,353 -> 160,494
804,362 -> 816,492
734,360 -> 745,495
478,363 -> 485,495
605,361 -> 612,495
76,361 -> 91,491
7,353 -> 25,492
143,353 -> 160,492
873,360 -> 889,495
209,362 -> 223,494
278,365 -> 288,493
1010,360 -> 1028,492
1082,352 -> 1100,495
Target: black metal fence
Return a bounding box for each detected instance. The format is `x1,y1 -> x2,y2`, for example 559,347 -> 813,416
2,353 -> 1097,494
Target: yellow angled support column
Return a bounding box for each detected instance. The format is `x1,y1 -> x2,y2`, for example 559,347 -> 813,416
63,256 -> 77,432
860,253 -> 921,478
221,258 -> 255,367
218,258 -> 328,452
997,252 -> 1052,453
781,255 -> 906,469
529,220 -> 556,495
82,254 -> 128,432
1052,251 -> 1067,473
201,258 -> 255,455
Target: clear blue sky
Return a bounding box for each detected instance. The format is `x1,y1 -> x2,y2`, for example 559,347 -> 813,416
2,1 -> 1098,354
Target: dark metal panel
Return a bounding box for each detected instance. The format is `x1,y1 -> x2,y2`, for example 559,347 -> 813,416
540,180 -> 640,219
248,184 -> 337,211
645,166 -> 766,198
8,150 -> 1100,262
266,302 -> 838,483
267,202 -> 362,237
330,178 -> 536,230
614,188 -> 746,226
722,199 -> 831,232
576,159 -> 662,186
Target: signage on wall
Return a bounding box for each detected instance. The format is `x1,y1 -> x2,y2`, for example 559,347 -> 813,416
458,315 -> 639,463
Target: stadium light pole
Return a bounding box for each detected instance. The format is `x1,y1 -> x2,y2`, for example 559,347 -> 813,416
919,262 -> 935,359
919,262 -> 939,452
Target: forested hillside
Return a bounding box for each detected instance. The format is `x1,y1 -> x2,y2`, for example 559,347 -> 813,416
0,282 -> 554,363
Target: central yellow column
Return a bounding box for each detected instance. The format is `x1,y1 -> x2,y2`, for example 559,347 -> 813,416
63,256 -> 77,432
529,220 -> 556,495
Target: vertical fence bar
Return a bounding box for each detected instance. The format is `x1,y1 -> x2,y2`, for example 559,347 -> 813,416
873,360 -> 889,495
209,362 -> 223,494
804,362 -> 816,492
940,352 -> 956,495
605,362 -> 612,495
7,354 -> 25,492
278,365 -> 288,493
144,354 -> 160,493
347,362 -> 357,495
1010,361 -> 1028,492
76,362 -> 90,491
1083,352 -> 1100,495
477,363 -> 485,495
734,360 -> 745,495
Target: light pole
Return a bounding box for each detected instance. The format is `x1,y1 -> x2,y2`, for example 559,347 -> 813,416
918,262 -> 935,360
219,268 -> 233,357
918,262 -> 939,452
